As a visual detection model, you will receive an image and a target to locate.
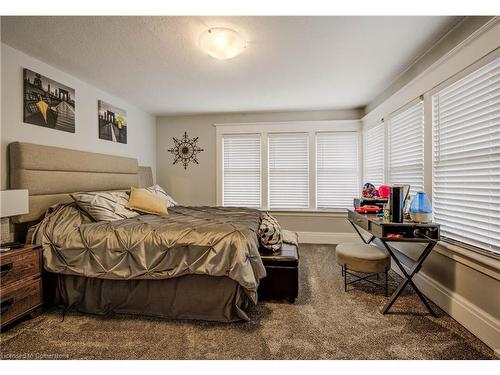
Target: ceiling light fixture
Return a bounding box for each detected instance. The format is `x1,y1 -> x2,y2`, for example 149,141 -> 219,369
199,28 -> 246,60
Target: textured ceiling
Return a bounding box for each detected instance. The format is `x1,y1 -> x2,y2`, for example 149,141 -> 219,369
1,16 -> 460,115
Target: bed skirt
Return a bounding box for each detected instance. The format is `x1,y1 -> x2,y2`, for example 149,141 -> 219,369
45,273 -> 253,322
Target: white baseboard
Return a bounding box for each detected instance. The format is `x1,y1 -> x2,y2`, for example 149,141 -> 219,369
297,231 -> 361,245
392,265 -> 500,353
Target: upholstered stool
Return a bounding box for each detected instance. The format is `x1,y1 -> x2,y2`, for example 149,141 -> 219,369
336,242 -> 390,296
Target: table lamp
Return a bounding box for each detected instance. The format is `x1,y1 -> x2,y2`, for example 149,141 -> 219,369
0,189 -> 29,247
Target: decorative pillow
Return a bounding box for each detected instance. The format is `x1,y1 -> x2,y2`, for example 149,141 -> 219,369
126,186 -> 168,216
145,184 -> 178,207
71,191 -> 139,222
258,213 -> 283,253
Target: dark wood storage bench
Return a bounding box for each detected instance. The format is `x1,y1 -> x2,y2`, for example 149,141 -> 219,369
258,243 -> 299,303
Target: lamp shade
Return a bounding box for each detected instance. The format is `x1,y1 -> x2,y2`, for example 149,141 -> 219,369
0,189 -> 29,217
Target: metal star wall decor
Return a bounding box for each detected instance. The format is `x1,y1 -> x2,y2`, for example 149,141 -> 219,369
168,131 -> 204,169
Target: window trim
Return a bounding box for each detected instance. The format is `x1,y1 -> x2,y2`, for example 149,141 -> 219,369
430,53 -> 500,255
427,47 -> 500,99
215,120 -> 362,211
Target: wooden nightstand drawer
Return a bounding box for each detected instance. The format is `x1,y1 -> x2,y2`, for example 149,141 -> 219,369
1,277 -> 43,326
0,246 -> 41,287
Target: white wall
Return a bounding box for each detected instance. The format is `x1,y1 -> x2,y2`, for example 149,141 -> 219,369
0,43 -> 157,189
361,19 -> 500,353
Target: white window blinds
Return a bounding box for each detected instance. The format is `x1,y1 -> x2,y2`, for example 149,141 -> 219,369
222,134 -> 261,208
268,133 -> 309,209
317,132 -> 359,209
432,57 -> 500,254
363,122 -> 385,187
389,101 -> 425,196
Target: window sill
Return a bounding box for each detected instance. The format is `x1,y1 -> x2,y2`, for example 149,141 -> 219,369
266,209 -> 347,218
435,240 -> 500,281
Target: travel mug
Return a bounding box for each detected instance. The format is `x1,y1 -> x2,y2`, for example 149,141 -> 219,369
390,185 -> 404,223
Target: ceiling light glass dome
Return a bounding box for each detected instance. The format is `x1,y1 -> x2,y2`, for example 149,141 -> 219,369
199,28 -> 246,60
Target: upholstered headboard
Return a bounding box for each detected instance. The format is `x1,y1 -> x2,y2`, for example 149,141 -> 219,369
9,142 -> 142,223
138,166 -> 154,188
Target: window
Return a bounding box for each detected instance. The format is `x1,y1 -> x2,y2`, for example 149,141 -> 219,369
432,57 -> 500,254
268,133 -> 309,209
363,121 -> 385,186
217,120 -> 361,210
222,134 -> 261,208
389,101 -> 425,196
317,132 -> 359,209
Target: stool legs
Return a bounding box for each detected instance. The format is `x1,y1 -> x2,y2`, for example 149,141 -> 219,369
385,267 -> 388,297
342,265 -> 388,296
344,265 -> 347,292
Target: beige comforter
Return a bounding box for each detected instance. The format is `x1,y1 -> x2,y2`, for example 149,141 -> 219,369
34,204 -> 267,303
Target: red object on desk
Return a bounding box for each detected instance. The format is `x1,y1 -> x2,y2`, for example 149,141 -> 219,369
378,185 -> 391,198
355,205 -> 381,214
387,234 -> 403,239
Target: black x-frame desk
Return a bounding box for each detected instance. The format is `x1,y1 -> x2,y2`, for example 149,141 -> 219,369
347,209 -> 440,316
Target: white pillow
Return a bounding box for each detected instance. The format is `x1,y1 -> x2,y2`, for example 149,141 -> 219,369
145,185 -> 178,207
71,191 -> 139,222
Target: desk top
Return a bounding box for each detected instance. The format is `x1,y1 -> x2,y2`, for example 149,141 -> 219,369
347,209 -> 439,228
347,209 -> 440,241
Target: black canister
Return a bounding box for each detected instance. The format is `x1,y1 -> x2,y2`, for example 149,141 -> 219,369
390,185 -> 404,223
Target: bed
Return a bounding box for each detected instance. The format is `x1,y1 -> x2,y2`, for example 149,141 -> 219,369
9,142 -> 266,322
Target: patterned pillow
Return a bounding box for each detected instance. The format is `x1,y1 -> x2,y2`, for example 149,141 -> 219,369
145,185 -> 178,207
258,213 -> 283,253
71,191 -> 139,222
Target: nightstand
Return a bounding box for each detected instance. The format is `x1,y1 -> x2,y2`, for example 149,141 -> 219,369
0,245 -> 43,329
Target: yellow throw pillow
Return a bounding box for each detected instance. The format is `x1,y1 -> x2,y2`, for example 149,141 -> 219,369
126,186 -> 168,216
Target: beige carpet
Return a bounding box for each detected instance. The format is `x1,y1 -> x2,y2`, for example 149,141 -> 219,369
0,244 -> 495,360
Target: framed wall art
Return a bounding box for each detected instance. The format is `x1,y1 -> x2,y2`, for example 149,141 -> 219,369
98,100 -> 127,144
23,68 -> 76,133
